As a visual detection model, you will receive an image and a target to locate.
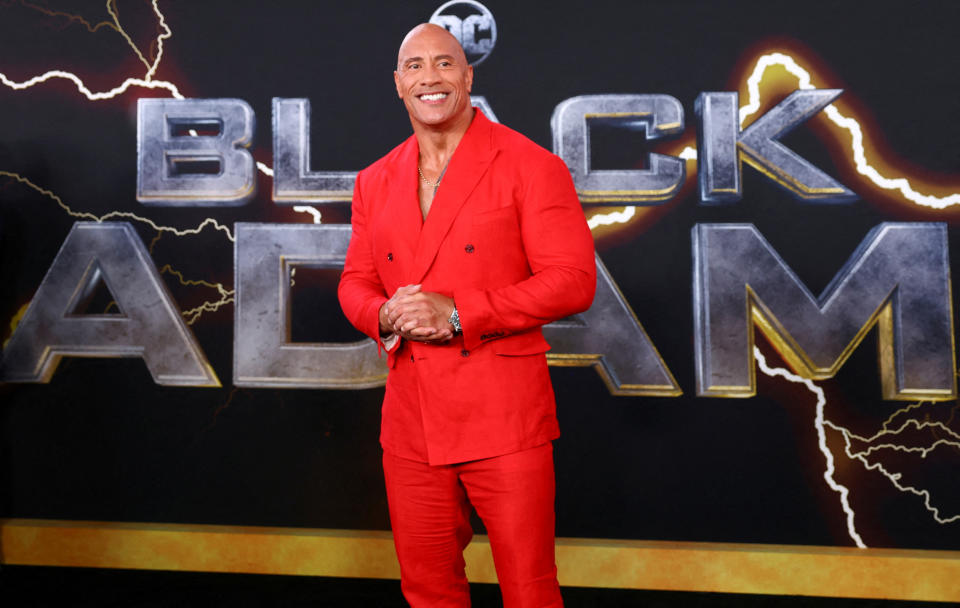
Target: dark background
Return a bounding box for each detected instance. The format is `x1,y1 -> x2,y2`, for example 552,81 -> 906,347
1,0 -> 959,558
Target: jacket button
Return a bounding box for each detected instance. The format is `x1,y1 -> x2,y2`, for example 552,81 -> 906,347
464,244 -> 475,253
410,354 -> 414,362
387,252 -> 394,261
461,349 -> 469,357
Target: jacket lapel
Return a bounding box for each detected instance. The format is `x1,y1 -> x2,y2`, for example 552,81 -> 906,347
410,111 -> 498,284
381,137 -> 422,278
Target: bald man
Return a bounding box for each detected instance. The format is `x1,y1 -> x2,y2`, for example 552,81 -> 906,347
338,24 -> 596,607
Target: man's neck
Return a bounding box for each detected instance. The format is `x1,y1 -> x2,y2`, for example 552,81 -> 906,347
413,108 -> 475,171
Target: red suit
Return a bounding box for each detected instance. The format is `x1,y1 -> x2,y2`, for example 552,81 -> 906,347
338,109 -> 595,606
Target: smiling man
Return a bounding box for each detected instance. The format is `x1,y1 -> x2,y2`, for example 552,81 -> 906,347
338,23 -> 596,607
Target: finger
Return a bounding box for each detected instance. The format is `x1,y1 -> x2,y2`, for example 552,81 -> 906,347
408,325 -> 441,337
395,313 -> 420,332
389,302 -> 424,324
393,284 -> 421,297
391,293 -> 428,308
399,318 -> 428,334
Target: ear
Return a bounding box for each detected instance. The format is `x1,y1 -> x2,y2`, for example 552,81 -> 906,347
394,70 -> 403,99
465,65 -> 474,93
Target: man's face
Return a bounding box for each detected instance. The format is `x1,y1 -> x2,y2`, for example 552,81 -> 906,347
394,25 -> 474,130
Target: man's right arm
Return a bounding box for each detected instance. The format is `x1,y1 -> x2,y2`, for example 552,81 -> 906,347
337,172 -> 392,351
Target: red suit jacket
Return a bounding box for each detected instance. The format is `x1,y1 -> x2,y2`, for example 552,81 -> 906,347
338,110 -> 596,465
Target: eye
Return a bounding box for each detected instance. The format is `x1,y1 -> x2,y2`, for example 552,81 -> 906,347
407,63 -> 421,70
439,61 -> 452,67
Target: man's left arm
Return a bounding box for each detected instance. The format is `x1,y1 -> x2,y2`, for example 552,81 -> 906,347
454,152 -> 596,350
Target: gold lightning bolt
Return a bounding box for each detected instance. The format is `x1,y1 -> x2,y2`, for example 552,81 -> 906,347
0,170 -> 234,325
828,405 -> 960,525
1,0 -> 296,190
18,1 -> 120,35
159,265 -> 234,325
0,0 -> 180,98
0,170 -> 234,240
0,0 -> 315,328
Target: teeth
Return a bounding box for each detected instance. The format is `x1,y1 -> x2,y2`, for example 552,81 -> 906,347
420,93 -> 447,101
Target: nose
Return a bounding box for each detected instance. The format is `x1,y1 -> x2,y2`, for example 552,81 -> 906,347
419,63 -> 441,85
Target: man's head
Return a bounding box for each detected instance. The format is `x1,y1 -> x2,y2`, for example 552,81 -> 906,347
394,23 -> 474,131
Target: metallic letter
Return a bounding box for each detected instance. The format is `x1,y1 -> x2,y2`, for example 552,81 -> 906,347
234,223 -> 386,388
695,92 -> 739,202
693,223 -> 955,400
544,254 -> 681,396
272,98 -> 355,204
137,98 -> 256,205
696,89 -> 856,203
552,95 -> 685,204
0,222 -> 219,386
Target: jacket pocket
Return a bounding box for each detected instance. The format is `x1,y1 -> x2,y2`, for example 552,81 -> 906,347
491,330 -> 551,356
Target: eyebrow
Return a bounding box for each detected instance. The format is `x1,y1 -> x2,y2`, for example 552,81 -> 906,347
401,54 -> 457,67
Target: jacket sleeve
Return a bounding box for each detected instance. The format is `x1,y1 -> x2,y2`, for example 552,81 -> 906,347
337,171 -> 391,352
454,152 -> 596,351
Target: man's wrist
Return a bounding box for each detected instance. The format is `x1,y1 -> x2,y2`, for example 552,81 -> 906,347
378,302 -> 393,336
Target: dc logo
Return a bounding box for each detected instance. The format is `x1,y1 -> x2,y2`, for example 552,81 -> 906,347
430,0 -> 497,66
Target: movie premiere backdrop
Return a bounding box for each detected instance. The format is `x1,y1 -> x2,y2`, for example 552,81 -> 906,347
1,0 -> 960,600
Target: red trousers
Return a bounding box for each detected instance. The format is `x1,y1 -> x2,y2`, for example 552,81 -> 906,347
382,443 -> 563,607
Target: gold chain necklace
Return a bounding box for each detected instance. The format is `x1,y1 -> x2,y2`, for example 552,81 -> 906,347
417,165 -> 442,188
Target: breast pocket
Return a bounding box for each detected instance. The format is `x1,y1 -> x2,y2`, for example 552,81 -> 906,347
471,205 -> 517,227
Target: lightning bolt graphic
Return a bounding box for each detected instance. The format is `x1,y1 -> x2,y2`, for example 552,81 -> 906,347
0,169 -> 233,325
741,52 -> 960,209
18,1 -> 121,35
2,0 -> 292,189
159,265 -> 234,325
753,346 -> 867,548
755,346 -> 960,547
587,50 -> 960,230
0,1 -> 317,325
0,0 -> 180,99
828,413 -> 960,526
2,4 -> 958,547
0,170 -> 235,240
585,147 -> 696,229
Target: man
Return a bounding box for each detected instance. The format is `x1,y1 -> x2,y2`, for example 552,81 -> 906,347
338,23 -> 595,607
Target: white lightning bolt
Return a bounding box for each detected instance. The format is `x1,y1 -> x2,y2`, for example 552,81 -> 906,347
293,206 -> 322,223
845,417 -> 960,460
0,1 -> 241,325
741,52 -> 960,209
826,400 -> 960,525
588,48 -> 960,230
753,346 -> 866,548
756,345 -> 960,544
0,0 -> 286,184
0,1 -> 182,99
587,206 -> 635,229
586,146 -> 697,229
0,0 -> 322,324
830,431 -> 960,526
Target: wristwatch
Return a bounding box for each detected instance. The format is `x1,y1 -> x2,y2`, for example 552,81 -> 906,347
448,306 -> 462,335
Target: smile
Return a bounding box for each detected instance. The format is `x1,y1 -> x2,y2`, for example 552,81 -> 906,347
419,92 -> 448,102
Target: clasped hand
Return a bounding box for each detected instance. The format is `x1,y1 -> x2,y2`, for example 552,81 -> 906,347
379,284 -> 455,343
